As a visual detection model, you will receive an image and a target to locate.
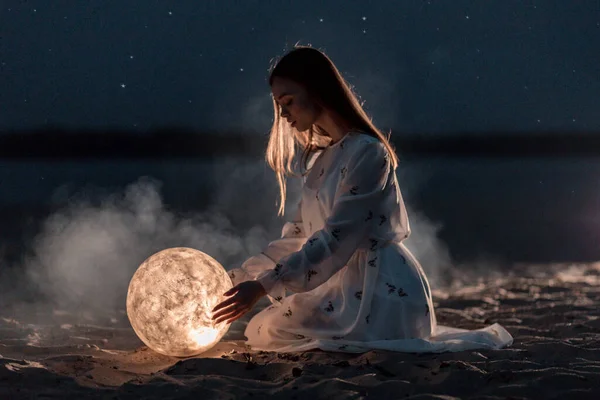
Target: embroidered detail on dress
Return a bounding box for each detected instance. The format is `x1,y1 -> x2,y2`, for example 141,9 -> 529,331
283,307 -> 293,317
257,325 -> 262,335
229,271 -> 235,279
354,291 -> 363,300
274,263 -> 283,276
308,237 -> 318,246
338,345 -> 348,350
368,257 -> 378,267
332,228 -> 341,240
274,295 -> 283,302
295,334 -> 306,339
318,168 -> 324,177
397,288 -> 408,297
293,225 -> 302,235
332,335 -> 344,340
325,301 -> 334,312
365,314 -> 370,324
365,210 -> 373,222
316,191 -> 319,201
379,215 -> 387,226
350,186 -> 359,195
307,269 -> 318,281
370,239 -> 379,251
386,283 -> 397,294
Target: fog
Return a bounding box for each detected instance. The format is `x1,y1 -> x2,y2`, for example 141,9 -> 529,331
0,154 -> 475,324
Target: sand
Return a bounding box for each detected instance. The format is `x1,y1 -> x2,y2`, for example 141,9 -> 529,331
1,262 -> 599,399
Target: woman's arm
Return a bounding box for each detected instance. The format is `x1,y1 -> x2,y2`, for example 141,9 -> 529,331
228,199 -> 306,295
256,141 -> 392,296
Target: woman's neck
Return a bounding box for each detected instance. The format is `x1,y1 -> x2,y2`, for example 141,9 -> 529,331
315,112 -> 350,145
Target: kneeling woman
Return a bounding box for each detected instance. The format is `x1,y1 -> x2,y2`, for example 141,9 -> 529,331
213,46 -> 512,354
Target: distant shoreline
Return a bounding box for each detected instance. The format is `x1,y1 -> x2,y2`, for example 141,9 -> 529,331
1,127 -> 599,159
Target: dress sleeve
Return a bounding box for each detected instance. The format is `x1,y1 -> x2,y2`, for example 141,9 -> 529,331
256,141 -> 392,296
227,199 -> 306,300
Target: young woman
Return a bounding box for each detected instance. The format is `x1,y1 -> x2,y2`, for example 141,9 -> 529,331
212,46 -> 512,353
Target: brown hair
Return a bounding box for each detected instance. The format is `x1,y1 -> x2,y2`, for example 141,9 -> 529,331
266,45 -> 398,215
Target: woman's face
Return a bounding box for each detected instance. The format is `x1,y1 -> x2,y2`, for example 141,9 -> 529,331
271,77 -> 321,132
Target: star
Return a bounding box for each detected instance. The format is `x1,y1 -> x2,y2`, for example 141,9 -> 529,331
120,83 -> 126,88
362,16 -> 367,21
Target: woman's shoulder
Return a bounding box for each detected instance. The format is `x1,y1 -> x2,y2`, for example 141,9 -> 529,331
343,131 -> 386,154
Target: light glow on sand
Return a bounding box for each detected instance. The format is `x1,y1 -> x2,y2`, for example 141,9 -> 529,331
126,247 -> 233,357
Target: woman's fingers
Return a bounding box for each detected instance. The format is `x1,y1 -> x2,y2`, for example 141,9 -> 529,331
212,296 -> 237,313
214,307 -> 247,324
224,314 -> 243,324
223,285 -> 240,297
212,302 -> 238,320
225,310 -> 247,324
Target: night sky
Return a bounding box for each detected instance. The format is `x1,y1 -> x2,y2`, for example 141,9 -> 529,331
1,0 -> 598,135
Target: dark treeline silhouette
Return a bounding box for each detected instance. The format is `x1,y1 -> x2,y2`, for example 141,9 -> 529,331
1,127 -> 600,159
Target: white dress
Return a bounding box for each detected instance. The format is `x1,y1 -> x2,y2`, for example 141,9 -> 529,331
229,131 -> 513,353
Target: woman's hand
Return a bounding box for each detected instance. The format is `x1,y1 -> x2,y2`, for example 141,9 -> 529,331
211,280 -> 267,324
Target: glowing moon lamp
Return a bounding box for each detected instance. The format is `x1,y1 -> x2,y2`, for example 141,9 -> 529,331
126,247 -> 233,357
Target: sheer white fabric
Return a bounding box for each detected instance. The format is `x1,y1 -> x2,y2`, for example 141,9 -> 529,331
229,132 -> 513,353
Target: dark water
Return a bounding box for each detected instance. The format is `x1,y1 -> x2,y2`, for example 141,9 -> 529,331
1,156 -> 599,264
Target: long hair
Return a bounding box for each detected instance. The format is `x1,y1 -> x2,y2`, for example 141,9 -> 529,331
266,45 -> 399,216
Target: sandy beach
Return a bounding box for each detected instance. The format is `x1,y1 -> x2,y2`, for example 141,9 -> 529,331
1,262 -> 599,399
